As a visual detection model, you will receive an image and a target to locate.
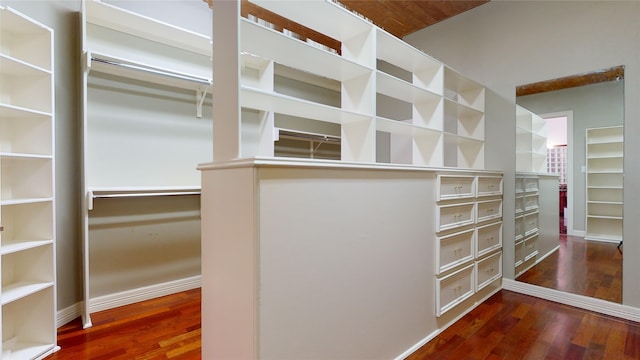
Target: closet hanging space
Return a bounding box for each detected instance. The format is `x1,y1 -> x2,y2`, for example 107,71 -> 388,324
80,0 -> 212,328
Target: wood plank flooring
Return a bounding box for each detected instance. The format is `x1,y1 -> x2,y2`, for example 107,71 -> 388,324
45,287 -> 640,359
407,290 -> 640,360
45,288 -> 201,360
516,235 -> 623,303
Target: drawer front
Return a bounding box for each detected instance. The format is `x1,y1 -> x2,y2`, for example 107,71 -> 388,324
437,175 -> 475,200
436,263 -> 475,317
524,194 -> 539,211
515,177 -> 525,194
476,221 -> 502,257
515,215 -> 524,240
437,229 -> 475,274
515,195 -> 524,214
524,177 -> 539,192
515,240 -> 525,265
437,202 -> 475,232
476,251 -> 502,291
476,199 -> 503,223
525,234 -> 539,260
524,212 -> 539,236
477,176 -> 503,197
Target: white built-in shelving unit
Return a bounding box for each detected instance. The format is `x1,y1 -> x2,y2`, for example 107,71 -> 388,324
585,125 -> 623,242
516,104 -> 547,173
202,1 -> 501,357
228,0 -> 486,168
80,0 -> 212,327
0,7 -> 58,359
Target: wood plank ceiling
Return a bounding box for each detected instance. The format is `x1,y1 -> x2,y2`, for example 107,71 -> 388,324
337,0 -> 489,38
207,0 -> 488,40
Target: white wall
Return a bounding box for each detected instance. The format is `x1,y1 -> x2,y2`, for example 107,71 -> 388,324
405,0 -> 640,306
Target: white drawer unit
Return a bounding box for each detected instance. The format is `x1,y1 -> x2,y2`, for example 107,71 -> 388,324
476,199 -> 502,223
436,202 -> 475,232
435,262 -> 475,317
434,171 -> 502,318
476,251 -> 502,292
476,221 -> 502,258
515,173 -> 543,276
476,176 -> 503,197
436,175 -> 476,201
436,228 -> 475,275
524,211 -> 539,236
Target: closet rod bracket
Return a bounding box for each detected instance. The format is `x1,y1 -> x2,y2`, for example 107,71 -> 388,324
196,87 -> 209,118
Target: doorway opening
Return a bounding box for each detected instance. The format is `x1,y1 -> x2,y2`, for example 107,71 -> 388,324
545,115 -> 568,234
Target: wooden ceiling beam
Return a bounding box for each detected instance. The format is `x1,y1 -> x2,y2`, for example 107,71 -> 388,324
516,65 -> 625,97
204,0 -> 489,40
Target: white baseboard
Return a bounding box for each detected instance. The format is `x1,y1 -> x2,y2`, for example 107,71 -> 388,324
395,285 -> 502,360
56,275 -> 201,328
57,302 -> 83,327
502,278 -> 640,322
536,245 -> 559,263
568,229 -> 586,237
89,275 -> 201,314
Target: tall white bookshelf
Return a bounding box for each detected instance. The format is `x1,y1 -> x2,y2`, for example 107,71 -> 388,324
585,125 -> 623,242
224,0 -> 487,169
0,7 -> 58,359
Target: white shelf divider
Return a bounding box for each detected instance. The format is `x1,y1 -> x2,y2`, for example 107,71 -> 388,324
84,0 -> 211,56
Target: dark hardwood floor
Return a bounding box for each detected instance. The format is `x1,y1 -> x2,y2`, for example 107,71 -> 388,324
45,288 -> 201,360
46,288 -> 639,359
407,290 -> 640,360
517,234 -> 623,303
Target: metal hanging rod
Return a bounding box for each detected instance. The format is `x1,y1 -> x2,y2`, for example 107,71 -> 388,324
278,129 -> 341,143
91,55 -> 212,86
86,188 -> 201,210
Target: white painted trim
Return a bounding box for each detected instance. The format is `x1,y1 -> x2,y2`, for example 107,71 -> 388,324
535,244 -> 559,263
88,275 -> 201,314
34,346 -> 61,360
503,279 -> 640,322
568,229 -> 586,237
395,285 -> 502,360
57,301 -> 83,327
